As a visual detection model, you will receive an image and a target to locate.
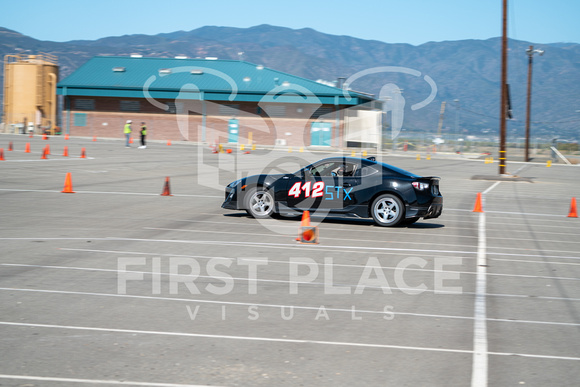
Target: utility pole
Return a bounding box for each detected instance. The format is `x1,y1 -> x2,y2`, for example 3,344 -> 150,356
454,99 -> 460,152
436,101 -> 446,138
499,0 -> 508,175
525,45 -> 544,162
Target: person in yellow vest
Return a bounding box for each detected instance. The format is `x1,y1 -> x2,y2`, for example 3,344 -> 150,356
138,122 -> 147,149
124,120 -> 132,147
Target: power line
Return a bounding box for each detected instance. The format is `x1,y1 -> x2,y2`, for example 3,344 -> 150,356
458,107 -> 580,125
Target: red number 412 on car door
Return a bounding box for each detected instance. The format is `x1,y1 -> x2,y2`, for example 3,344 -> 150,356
288,182 -> 325,198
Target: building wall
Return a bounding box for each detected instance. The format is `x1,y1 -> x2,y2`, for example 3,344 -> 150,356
344,107 -> 382,148
63,96 -> 346,147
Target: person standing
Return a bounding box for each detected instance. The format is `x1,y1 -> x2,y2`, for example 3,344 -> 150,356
139,122 -> 147,149
124,120 -> 132,147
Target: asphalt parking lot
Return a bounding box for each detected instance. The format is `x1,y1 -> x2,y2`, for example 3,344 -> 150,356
0,133 -> 579,387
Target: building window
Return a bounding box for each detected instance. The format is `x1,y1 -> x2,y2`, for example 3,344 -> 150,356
120,100 -> 141,112
74,99 -> 95,110
167,102 -> 195,114
218,104 -> 240,116
312,106 -> 334,119
73,113 -> 87,127
165,102 -> 177,114
176,102 -> 188,114
263,105 -> 286,117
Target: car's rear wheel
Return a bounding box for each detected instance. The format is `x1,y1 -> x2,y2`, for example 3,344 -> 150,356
245,187 -> 275,219
371,194 -> 404,227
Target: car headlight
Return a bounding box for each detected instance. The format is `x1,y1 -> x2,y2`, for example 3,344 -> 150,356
227,179 -> 242,188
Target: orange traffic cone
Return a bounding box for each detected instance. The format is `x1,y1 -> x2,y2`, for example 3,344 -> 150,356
43,133 -> 48,140
92,136 -> 97,142
301,211 -> 311,227
41,146 -> 48,159
472,193 -> 484,213
298,212 -> 318,244
296,211 -> 312,241
8,142 -> 13,151
0,148 -> 4,161
46,144 -> 51,155
129,137 -> 133,144
568,197 -> 578,218
167,140 -> 172,146
80,148 -> 86,158
62,146 -> 69,157
64,134 -> 69,140
161,177 -> 173,196
61,172 -> 75,193
300,226 -> 319,244
25,143 -> 31,153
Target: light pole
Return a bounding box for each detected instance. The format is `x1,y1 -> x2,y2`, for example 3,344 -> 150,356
525,45 -> 544,162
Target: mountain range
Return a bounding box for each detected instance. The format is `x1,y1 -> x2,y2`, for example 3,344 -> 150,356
1,24 -> 579,141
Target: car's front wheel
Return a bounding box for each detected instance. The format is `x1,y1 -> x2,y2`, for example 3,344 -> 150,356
245,187 -> 275,219
371,194 -> 404,227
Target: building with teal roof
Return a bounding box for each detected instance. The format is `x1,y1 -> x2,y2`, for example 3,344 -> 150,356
57,56 -> 379,147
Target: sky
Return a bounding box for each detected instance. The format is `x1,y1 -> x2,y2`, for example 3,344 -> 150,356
1,0 -> 579,46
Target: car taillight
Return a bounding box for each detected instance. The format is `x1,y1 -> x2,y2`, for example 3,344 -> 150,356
412,182 -> 429,191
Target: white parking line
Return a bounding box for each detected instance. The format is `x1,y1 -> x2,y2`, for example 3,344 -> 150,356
2,237 -> 580,261
103,238 -> 580,261
446,208 -> 569,218
3,287 -> 579,327
144,227 -> 580,253
1,321 -> 579,361
471,181 -> 499,387
57,247 -> 580,282
165,219 -> 580,242
0,263 -> 460,296
144,226 -> 483,250
4,264 -> 580,302
0,374 -> 217,386
0,188 -> 221,198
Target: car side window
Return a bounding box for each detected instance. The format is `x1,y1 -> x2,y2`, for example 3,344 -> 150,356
356,165 -> 379,177
340,163 -> 357,177
310,162 -> 365,177
305,166 -> 319,177
312,162 -> 338,177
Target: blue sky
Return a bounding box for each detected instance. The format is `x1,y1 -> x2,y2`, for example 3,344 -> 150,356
2,0 -> 579,45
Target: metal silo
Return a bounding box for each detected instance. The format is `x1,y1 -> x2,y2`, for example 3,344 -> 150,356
2,53 -> 59,134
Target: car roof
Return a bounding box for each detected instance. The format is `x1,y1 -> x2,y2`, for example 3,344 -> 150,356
310,157 -> 421,178
312,156 -> 373,165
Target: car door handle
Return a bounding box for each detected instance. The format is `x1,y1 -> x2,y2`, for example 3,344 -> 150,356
343,183 -> 352,187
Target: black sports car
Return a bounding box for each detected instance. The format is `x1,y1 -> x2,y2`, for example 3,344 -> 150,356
222,157 -> 442,227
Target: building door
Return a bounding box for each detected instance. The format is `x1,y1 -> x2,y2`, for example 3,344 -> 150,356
228,118 -> 239,143
310,122 -> 332,146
